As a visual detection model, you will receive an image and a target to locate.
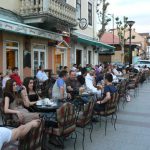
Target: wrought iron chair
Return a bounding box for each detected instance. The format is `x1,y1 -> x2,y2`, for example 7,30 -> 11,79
0,100 -> 21,127
44,102 -> 77,150
117,79 -> 129,108
76,96 -> 95,150
2,119 -> 45,150
19,119 -> 45,150
95,92 -> 119,135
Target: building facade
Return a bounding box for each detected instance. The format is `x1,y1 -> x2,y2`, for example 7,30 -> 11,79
70,0 -> 114,67
0,0 -> 113,79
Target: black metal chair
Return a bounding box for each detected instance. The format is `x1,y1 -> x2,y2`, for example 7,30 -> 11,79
0,100 -> 21,127
76,96 -> 95,150
44,102 -> 77,150
95,92 -> 119,135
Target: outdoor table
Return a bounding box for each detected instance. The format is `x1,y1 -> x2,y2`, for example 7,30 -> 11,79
34,99 -> 65,128
34,99 -> 64,113
73,93 -> 95,110
117,77 -> 127,81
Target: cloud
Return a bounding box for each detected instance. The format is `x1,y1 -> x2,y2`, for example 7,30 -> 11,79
106,0 -> 150,32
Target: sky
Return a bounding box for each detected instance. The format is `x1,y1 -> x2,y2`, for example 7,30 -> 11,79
103,0 -> 150,33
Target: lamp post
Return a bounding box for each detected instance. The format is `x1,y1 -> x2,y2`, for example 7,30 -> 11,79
127,20 -> 135,65
108,14 -> 115,46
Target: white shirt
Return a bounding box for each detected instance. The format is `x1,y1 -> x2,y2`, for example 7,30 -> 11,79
2,76 -> 10,89
36,70 -> 48,82
71,67 -> 77,72
112,73 -> 119,83
85,73 -> 101,97
112,68 -> 119,75
0,127 -> 12,150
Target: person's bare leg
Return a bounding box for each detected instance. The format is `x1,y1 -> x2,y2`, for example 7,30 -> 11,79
11,119 -> 41,141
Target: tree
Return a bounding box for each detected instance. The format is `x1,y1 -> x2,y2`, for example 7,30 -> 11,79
96,0 -> 111,39
115,16 -> 135,62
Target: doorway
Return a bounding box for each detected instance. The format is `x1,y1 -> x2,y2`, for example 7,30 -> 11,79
88,51 -> 92,64
5,41 -> 19,69
76,49 -> 82,66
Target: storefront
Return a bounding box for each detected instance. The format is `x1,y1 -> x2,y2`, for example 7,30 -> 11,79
70,33 -> 115,67
0,17 -> 63,79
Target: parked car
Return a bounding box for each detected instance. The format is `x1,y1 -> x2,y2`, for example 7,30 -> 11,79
134,60 -> 150,68
112,62 -> 125,71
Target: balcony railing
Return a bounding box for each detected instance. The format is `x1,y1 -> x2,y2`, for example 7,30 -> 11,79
20,0 -> 77,26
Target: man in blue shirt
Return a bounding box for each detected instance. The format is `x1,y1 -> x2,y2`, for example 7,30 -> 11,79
52,71 -> 69,99
94,73 -> 117,111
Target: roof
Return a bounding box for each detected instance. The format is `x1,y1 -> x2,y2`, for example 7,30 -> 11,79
100,32 -> 120,44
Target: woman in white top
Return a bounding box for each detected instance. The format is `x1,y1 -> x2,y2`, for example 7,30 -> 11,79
2,70 -> 11,89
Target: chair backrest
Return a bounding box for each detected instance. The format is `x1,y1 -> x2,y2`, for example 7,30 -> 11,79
18,119 -> 45,150
77,96 -> 95,127
0,100 -> 20,127
83,96 -> 95,119
105,92 -> 119,115
56,102 -> 76,136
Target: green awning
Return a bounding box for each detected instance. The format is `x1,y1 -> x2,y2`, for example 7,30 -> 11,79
77,37 -> 115,54
0,18 -> 63,41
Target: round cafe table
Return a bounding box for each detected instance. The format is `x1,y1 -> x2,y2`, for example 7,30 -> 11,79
34,99 -> 63,113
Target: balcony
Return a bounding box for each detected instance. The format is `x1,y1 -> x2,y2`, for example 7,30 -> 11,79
20,0 -> 77,27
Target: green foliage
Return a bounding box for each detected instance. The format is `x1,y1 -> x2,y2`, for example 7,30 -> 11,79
115,16 -> 129,47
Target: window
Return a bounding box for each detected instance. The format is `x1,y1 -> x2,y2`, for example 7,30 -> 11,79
33,44 -> 46,75
5,41 -> 19,69
88,2 -> 92,26
76,0 -> 81,19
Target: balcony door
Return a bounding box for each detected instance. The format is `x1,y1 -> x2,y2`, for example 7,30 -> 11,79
33,44 -> 46,75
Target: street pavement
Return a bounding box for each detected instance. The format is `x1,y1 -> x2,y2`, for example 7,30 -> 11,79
1,81 -> 150,150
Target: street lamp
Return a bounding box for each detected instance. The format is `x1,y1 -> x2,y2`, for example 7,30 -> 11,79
108,14 -> 115,46
127,20 -> 135,65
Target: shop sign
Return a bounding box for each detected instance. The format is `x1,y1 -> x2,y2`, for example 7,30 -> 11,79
0,19 -> 63,41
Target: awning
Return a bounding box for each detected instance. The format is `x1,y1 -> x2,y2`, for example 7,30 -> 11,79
77,36 -> 115,54
0,18 -> 63,41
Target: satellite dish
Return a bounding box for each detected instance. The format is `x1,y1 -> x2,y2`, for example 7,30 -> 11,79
79,18 -> 88,30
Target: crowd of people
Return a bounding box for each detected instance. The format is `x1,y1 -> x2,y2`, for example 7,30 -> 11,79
0,63 -> 149,149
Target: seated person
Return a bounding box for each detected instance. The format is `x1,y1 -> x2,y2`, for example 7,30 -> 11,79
66,70 -> 81,99
2,70 -> 11,89
63,66 -> 68,72
10,67 -> 22,86
85,69 -> 102,97
3,79 -> 39,124
23,77 -> 42,111
52,70 -> 70,100
77,67 -> 87,86
112,65 -> 122,76
36,65 -> 48,82
0,119 -> 40,149
94,73 -> 117,112
71,64 -> 78,72
23,77 -> 40,103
